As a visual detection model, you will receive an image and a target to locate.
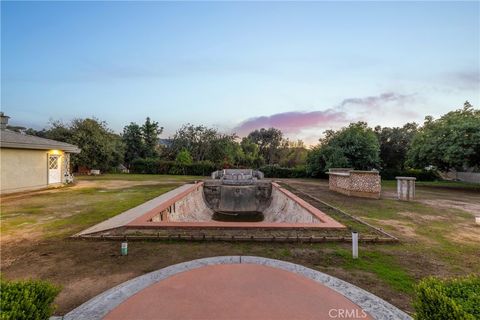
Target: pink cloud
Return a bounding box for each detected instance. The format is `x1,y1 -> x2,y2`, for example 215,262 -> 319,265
234,109 -> 346,136
234,92 -> 418,138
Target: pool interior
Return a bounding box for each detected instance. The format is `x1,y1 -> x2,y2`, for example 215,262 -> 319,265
143,181 -> 332,224
125,180 -> 347,229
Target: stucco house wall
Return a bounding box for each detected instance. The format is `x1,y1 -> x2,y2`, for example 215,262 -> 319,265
0,149 -> 72,194
1,148 -> 49,193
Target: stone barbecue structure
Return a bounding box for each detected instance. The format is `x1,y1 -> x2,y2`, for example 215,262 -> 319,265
327,168 -> 381,199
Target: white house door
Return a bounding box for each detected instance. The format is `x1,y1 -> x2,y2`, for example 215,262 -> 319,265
48,154 -> 61,184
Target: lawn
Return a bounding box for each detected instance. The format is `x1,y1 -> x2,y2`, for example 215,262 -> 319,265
0,174 -> 203,240
1,175 -> 479,316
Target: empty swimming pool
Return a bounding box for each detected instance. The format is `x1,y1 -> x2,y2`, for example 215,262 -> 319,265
75,170 -> 345,239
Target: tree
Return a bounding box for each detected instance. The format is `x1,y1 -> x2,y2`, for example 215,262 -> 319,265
122,123 -> 144,167
168,124 -> 239,166
7,125 -> 48,137
43,120 -> 74,142
278,139 -> 308,168
109,133 -> 126,170
206,134 -> 242,168
306,147 -> 326,178
239,137 -> 264,167
306,122 -> 380,176
246,128 -> 283,165
24,128 -> 47,137
175,149 -> 193,166
141,117 -> 163,158
407,101 -> 480,171
374,122 -> 418,170
168,124 -> 217,161
45,118 -> 124,171
175,149 -> 193,174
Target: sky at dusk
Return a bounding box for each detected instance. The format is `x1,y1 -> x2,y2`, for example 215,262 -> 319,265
2,1 -> 479,145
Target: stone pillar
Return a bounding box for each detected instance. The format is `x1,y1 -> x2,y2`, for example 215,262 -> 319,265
395,177 -> 416,201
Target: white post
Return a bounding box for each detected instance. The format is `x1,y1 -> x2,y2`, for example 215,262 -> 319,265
352,231 -> 358,259
121,242 -> 128,256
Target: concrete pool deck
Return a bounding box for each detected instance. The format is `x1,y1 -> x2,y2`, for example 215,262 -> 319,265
63,256 -> 412,320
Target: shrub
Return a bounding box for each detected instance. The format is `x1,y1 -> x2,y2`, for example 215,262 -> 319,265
157,160 -> 175,174
414,275 -> 480,320
380,168 -> 440,181
129,158 -> 165,174
130,159 -> 174,174
185,161 -> 217,176
259,165 -> 307,178
0,279 -> 61,320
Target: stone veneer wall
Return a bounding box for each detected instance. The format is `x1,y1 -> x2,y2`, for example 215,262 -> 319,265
328,168 -> 381,199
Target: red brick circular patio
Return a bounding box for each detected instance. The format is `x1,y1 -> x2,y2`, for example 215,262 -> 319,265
104,264 -> 373,320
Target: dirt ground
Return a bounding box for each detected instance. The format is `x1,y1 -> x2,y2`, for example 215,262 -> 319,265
1,239 -> 413,315
285,179 -> 480,243
285,179 -> 480,280
1,176 -> 479,316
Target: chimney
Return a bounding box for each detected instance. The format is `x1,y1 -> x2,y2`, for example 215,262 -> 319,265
0,112 -> 10,130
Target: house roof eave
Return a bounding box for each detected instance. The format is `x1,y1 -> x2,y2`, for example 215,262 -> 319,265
0,142 -> 81,153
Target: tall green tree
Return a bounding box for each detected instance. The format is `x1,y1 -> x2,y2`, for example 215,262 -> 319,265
374,122 -> 418,170
168,124 -> 217,161
306,122 -> 380,176
43,120 -> 73,142
246,128 -> 283,165
206,134 -> 241,167
141,117 -> 163,158
407,101 -> 480,171
278,139 -> 308,168
239,137 -> 264,167
45,118 -> 124,171
168,124 -> 238,166
122,123 -> 144,167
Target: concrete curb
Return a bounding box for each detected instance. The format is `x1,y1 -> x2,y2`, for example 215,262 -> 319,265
62,256 -> 412,320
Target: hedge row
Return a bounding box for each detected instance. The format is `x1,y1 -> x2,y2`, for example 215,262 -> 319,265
414,275 -> 480,320
129,159 -> 442,181
130,159 -> 312,178
380,168 -> 440,181
130,159 -> 217,176
0,279 -> 61,320
259,165 -> 308,178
